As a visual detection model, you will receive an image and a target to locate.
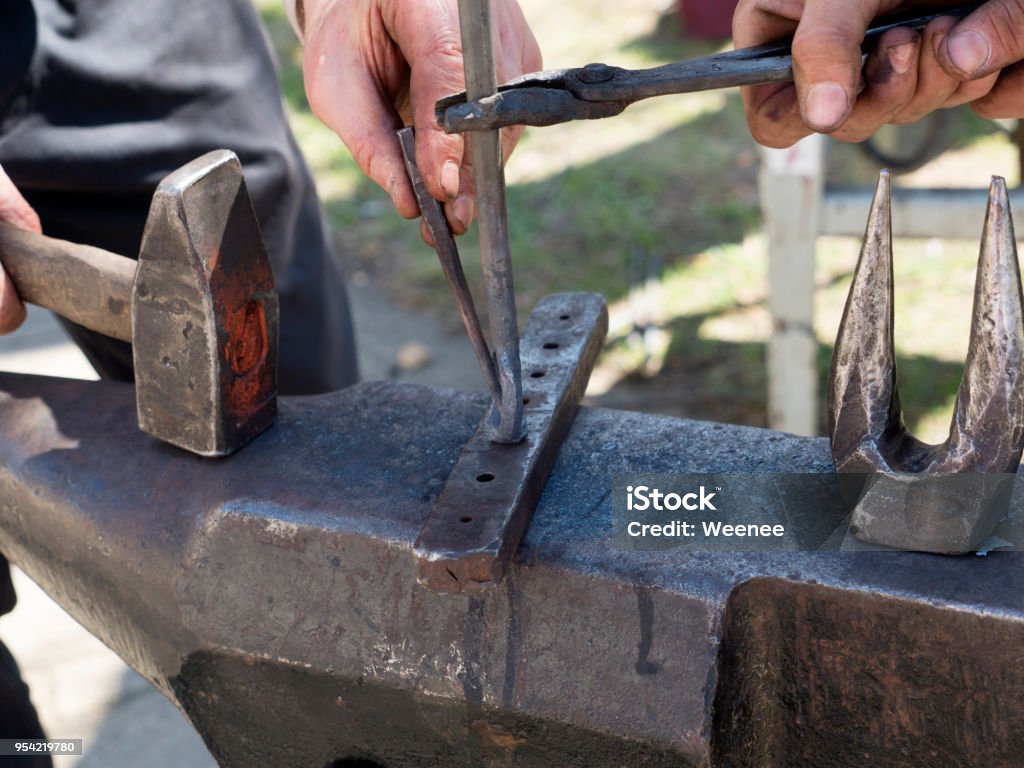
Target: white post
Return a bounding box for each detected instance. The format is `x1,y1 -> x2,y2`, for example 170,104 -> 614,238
759,134 -> 825,436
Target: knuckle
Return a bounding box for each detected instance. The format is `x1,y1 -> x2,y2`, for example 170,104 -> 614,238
846,128 -> 875,143
419,32 -> 463,70
792,27 -> 853,66
432,36 -> 463,62
970,94 -> 1003,118
789,32 -> 817,63
831,124 -> 873,143
345,136 -> 386,187
750,0 -> 803,19
890,111 -> 925,126
959,78 -> 997,102
952,71 -> 1001,110
971,98 -> 1000,118
304,76 -> 331,124
749,119 -> 795,149
731,2 -> 759,38
412,37 -> 466,94
300,43 -> 330,114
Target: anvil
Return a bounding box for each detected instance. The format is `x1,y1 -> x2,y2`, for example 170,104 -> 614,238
3,371 -> 1024,766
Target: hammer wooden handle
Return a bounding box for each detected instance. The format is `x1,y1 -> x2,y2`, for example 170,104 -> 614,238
0,222 -> 135,342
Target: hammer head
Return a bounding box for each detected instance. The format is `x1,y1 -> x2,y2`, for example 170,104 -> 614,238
132,150 -> 279,457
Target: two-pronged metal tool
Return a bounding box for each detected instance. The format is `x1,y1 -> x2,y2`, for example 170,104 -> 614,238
829,171 -> 1024,553
437,3 -> 983,133
397,2 -> 607,593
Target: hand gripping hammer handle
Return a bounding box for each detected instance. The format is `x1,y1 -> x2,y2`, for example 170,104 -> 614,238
0,222 -> 135,342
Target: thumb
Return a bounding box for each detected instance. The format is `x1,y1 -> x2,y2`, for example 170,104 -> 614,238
790,0 -> 889,132
939,1 -> 1024,79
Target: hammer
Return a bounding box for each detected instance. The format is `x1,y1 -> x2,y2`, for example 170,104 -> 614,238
0,150 -> 279,457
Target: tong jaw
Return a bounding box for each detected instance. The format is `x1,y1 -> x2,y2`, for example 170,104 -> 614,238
829,171 -> 1024,553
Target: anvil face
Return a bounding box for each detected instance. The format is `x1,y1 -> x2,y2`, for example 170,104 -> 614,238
2,374 -> 1024,767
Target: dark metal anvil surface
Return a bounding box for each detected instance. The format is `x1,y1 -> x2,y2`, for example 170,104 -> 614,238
2,372 -> 1024,767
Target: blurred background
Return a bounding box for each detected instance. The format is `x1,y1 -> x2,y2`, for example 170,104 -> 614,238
2,0 -> 1023,764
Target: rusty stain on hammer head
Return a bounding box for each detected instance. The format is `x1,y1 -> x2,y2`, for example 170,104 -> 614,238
132,150 -> 279,457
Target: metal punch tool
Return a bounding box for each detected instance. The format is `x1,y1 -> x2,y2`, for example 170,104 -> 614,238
397,0 -> 608,594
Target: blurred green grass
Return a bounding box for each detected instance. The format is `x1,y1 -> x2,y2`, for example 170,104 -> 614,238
255,0 -> 1018,441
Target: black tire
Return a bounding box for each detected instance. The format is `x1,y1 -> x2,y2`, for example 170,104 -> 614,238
858,112 -> 950,173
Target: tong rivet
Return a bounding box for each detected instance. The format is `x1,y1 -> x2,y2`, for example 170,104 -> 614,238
578,63 -> 615,84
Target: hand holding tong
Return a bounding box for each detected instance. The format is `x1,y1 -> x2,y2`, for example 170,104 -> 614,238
437,3 -> 984,133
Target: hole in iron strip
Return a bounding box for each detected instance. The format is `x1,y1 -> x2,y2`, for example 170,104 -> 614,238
559,314 -> 571,320
530,371 -> 546,379
476,473 -> 495,483
460,515 -> 474,523
523,397 -> 531,405
543,342 -> 560,350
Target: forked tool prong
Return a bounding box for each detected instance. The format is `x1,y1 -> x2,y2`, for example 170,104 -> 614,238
828,172 -> 1024,553
828,170 -> 903,474
397,127 -> 502,408
944,177 -> 1024,473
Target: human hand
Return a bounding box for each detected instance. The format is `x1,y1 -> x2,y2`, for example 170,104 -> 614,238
733,0 -> 1023,148
299,0 -> 541,240
0,166 -> 39,334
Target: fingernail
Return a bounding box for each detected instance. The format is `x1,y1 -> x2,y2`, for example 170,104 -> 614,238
453,195 -> 474,231
947,29 -> 990,75
804,82 -> 849,131
440,161 -> 460,200
387,176 -> 399,204
888,40 -> 916,75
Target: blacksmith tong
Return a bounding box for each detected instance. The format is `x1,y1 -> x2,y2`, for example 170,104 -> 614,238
438,3 -> 984,133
